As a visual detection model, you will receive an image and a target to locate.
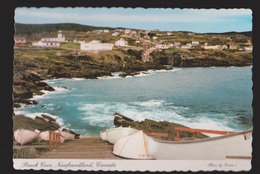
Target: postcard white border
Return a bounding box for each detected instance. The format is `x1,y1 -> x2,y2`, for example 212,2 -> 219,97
13,159 -> 251,171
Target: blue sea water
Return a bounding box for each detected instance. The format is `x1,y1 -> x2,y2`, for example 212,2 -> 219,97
14,66 -> 253,136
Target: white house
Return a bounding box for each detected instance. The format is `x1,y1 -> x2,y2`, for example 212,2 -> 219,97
173,42 -> 181,47
244,46 -> 253,52
155,44 -> 169,49
41,30 -> 65,42
80,40 -> 114,52
32,30 -> 65,48
181,44 -> 192,49
115,38 -> 128,47
203,45 -> 222,50
111,32 -> 120,37
191,41 -> 200,46
32,41 -> 60,48
124,29 -> 131,34
14,36 -> 26,47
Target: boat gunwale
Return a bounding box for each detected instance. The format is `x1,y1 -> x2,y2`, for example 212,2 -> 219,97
150,128 -> 252,144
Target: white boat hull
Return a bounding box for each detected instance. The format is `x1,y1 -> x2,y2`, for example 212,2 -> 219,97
102,127 -> 139,144
113,129 -> 252,160
34,129 -> 75,143
14,129 -> 41,145
60,131 -> 75,143
100,130 -> 108,141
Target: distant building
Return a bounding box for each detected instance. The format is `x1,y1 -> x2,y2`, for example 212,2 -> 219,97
115,38 -> 128,47
203,45 -> 222,50
80,40 -> 114,52
111,32 -> 120,37
41,30 -> 65,42
244,46 -> 253,52
191,41 -> 200,46
173,42 -> 181,47
32,41 -> 60,48
14,36 -> 26,47
32,30 -> 65,48
229,44 -> 239,50
124,29 -> 131,34
181,44 -> 192,49
155,44 -> 169,49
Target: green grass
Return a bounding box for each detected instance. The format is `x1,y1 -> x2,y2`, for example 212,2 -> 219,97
165,47 -> 190,53
14,48 -> 69,60
61,42 -> 80,49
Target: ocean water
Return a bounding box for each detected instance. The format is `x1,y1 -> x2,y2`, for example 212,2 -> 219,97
14,66 -> 253,136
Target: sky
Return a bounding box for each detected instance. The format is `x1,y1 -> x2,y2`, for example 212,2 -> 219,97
14,7 -> 252,33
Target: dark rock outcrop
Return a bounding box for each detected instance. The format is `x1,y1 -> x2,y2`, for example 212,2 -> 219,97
113,112 -> 209,140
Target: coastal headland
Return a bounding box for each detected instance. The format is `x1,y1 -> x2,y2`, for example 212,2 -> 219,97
14,23 -> 253,108
13,23 -> 253,143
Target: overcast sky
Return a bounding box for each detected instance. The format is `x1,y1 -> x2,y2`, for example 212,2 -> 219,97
14,7 -> 252,33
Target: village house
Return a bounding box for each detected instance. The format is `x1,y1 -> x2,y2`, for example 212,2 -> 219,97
181,44 -> 192,49
92,30 -> 102,35
243,46 -> 253,52
115,38 -> 128,47
203,45 -> 222,50
111,32 -> 120,37
32,30 -> 65,48
191,41 -> 200,46
80,40 -> 114,53
131,30 -> 137,35
173,42 -> 181,48
155,43 -> 169,49
141,40 -> 152,47
32,41 -> 61,48
229,44 -> 239,50
124,29 -> 131,34
14,36 -> 26,47
41,30 -> 65,42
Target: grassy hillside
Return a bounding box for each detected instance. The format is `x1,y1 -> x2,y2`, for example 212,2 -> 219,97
14,23 -> 113,35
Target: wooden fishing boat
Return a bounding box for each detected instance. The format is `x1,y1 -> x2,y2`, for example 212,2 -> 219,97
106,127 -> 139,144
14,129 -> 41,145
112,128 -> 252,160
34,129 -> 75,143
60,131 -> 75,143
100,129 -> 108,141
34,129 -> 53,141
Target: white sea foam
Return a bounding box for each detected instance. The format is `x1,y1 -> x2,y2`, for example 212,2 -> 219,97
32,86 -> 68,100
78,101 -> 188,128
71,78 -> 85,81
16,67 -> 251,136
134,72 -> 150,77
77,99 -> 239,136
132,99 -> 165,107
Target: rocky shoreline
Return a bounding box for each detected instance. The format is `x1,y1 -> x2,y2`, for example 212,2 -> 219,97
13,47 -> 252,144
13,45 -> 252,109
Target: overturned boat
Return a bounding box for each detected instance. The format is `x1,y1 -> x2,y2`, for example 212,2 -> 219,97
101,127 -> 139,144
14,129 -> 41,145
34,129 -> 75,143
113,128 -> 252,160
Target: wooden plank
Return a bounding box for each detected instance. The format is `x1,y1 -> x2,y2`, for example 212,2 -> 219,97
37,137 -> 122,159
13,145 -> 50,149
175,127 -> 236,135
145,132 -> 169,137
